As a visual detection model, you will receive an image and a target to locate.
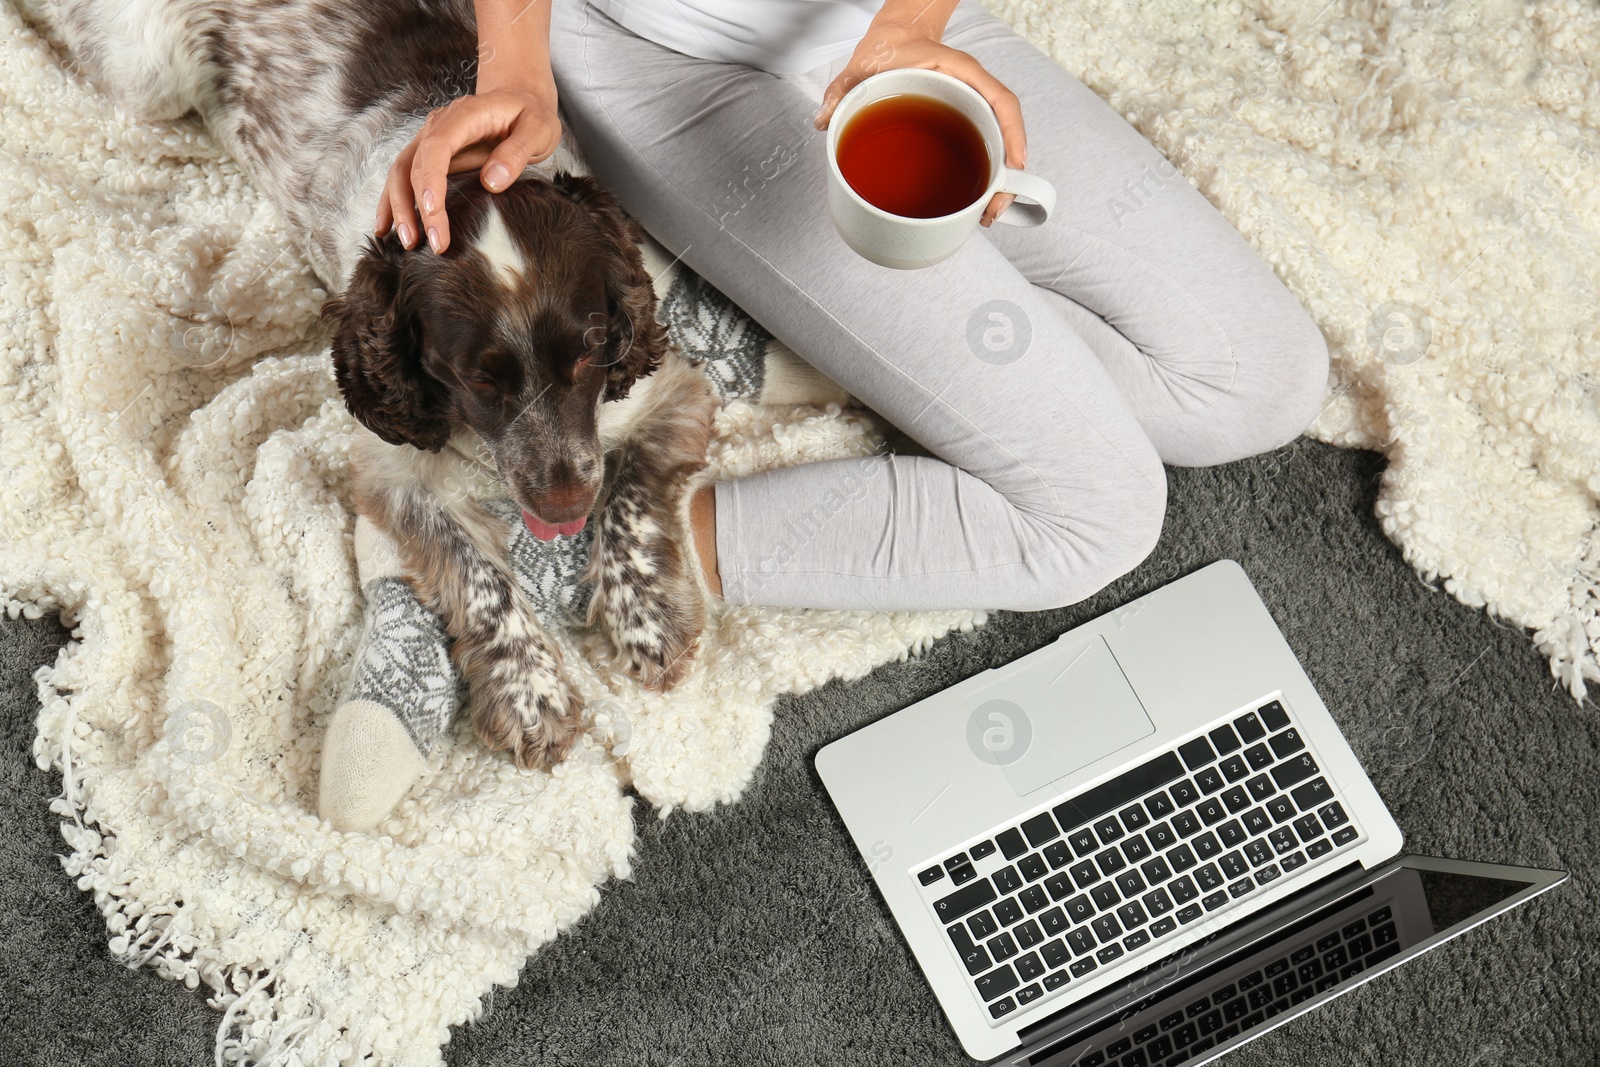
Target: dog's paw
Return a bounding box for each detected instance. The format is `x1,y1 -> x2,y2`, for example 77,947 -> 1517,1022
464,625 -> 585,769
588,495 -> 705,692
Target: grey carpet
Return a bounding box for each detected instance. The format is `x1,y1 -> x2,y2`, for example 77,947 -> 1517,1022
2,437 -> 1594,1066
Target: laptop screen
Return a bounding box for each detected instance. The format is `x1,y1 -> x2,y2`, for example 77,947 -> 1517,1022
1014,857 -> 1564,1067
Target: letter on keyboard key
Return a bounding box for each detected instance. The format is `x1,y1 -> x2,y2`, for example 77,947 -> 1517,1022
934,878 -> 997,923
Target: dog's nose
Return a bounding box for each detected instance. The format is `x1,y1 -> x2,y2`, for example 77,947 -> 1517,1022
533,486 -> 595,525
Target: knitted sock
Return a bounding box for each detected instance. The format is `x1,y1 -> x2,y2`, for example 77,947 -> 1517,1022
656,271 -> 770,403
319,504 -> 595,832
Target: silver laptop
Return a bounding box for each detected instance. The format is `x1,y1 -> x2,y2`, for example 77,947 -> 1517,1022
815,559 -> 1566,1064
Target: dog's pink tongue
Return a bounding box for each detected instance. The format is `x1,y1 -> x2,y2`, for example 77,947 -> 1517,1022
522,510 -> 588,541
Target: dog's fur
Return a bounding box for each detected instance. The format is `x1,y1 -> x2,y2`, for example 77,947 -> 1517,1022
25,0 -> 852,769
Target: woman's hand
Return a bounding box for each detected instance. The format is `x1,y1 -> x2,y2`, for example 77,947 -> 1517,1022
814,6 -> 1026,227
376,79 -> 561,254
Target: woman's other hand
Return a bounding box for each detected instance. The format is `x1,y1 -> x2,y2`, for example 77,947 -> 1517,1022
814,0 -> 1025,228
377,0 -> 561,254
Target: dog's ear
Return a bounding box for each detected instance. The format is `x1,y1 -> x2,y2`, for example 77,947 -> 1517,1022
321,235 -> 452,452
551,171 -> 667,402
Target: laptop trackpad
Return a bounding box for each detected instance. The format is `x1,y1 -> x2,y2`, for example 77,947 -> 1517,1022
966,635 -> 1154,798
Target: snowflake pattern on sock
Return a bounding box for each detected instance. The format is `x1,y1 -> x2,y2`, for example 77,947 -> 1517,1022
343,576 -> 466,757
657,270 -> 769,403
485,495 -> 596,630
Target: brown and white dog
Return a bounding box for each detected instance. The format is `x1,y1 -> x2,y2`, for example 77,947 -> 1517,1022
23,0 -> 848,769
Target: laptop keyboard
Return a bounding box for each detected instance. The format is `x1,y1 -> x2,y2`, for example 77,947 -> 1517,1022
915,698 -> 1367,1023
1057,901 -> 1401,1066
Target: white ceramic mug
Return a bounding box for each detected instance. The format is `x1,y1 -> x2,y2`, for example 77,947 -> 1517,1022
826,67 -> 1057,270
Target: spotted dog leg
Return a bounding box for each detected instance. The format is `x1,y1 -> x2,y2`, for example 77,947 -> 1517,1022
370,490 -> 584,770
585,359 -> 719,691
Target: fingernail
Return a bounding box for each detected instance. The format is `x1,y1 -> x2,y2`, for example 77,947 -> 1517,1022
396,222 -> 414,248
484,163 -> 511,190
422,188 -> 436,214
427,227 -> 440,253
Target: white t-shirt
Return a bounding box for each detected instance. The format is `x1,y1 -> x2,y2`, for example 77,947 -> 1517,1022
586,0 -> 883,75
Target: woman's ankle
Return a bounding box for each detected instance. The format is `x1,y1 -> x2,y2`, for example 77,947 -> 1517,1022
690,483 -> 723,599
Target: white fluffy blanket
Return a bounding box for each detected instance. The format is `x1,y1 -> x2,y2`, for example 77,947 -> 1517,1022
4,0 -> 1598,1064
0,6 -> 984,1064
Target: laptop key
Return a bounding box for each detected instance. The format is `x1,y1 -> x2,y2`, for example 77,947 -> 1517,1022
1255,864 -> 1281,885
1209,723 -> 1242,755
1122,835 -> 1152,862
1169,875 -> 1199,904
1016,951 -> 1045,981
949,863 -> 977,885
1019,854 -> 1050,882
945,853 -> 969,871
1091,914 -> 1123,943
1096,848 -> 1127,876
976,963 -> 1019,1001
1169,778 -> 1200,807
1041,907 -> 1068,935
1115,870 -> 1147,897
1043,969 -> 1071,991
1178,736 -> 1216,771
1332,826 -> 1358,847
1194,832 -> 1223,859
1096,943 -> 1125,964
1146,822 -> 1176,851
1218,851 -> 1249,879
1369,906 -> 1392,924
997,828 -> 1029,860
918,866 -> 945,885
1023,811 -> 1060,847
1221,787 -> 1251,814
1244,840 -> 1273,867
1294,814 -> 1324,843
1146,790 -> 1175,818
1120,804 -> 1150,831
1242,807 -> 1272,836
989,931 -> 1019,961
934,879 -> 996,922
1268,727 -> 1305,758
1195,863 -> 1224,891
1143,887 -> 1174,916
1259,700 -> 1290,731
1015,919 -> 1045,949
1095,817 -> 1125,845
989,995 -> 1017,1019
1320,802 -> 1350,829
1177,903 -> 1204,924
970,839 -> 996,860
1271,753 -> 1319,790
1117,901 -> 1148,929
993,866 -> 1023,894
1220,755 -> 1249,783
968,910 -> 999,940
1064,894 -> 1094,922
1167,844 -> 1197,872
1123,929 -> 1151,951
1041,939 -> 1070,968
994,897 -> 1024,926
1196,797 -> 1227,825
1090,883 -> 1120,910
1292,778 -> 1334,811
1141,856 -> 1172,884
1043,840 -> 1072,869
1218,819 -> 1246,847
1020,886 -> 1050,913
1069,828 -> 1099,857
1067,927 -> 1096,956
1070,956 -> 1098,977
1235,711 -> 1267,743
1044,873 -> 1073,901
1243,743 -> 1274,770
1266,795 -> 1296,823
1070,860 -> 1100,890
1172,810 -> 1202,838
948,923 -> 991,974
1246,773 -> 1275,801
1150,916 -> 1177,938
1228,877 -> 1255,898
1015,982 -> 1043,1006
1195,767 -> 1226,795
1051,751 -> 1186,835
1269,828 -> 1298,854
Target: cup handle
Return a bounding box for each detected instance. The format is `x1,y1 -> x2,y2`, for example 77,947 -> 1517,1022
993,168 -> 1057,227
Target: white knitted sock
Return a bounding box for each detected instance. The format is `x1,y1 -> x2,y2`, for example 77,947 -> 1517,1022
318,507 -> 594,832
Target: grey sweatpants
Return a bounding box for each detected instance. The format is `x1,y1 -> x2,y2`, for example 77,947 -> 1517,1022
549,0 -> 1331,613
